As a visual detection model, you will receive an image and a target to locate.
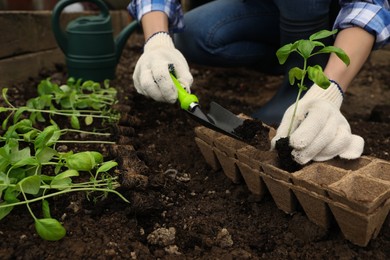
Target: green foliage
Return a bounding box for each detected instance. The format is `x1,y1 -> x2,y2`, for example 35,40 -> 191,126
275,29 -> 350,135
1,78 -> 120,130
0,78 -> 128,241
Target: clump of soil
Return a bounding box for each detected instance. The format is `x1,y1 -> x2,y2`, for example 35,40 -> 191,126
275,137 -> 302,172
233,119 -> 271,150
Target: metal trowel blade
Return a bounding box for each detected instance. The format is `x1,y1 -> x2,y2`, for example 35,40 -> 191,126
185,104 -> 243,139
206,101 -> 244,137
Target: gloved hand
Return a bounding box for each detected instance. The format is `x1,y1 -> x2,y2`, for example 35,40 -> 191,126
133,32 -> 193,103
271,82 -> 364,165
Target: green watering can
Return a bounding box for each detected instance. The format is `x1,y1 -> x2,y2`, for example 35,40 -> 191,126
52,0 -> 138,81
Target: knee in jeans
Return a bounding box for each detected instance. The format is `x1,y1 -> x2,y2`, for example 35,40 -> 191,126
276,0 -> 332,22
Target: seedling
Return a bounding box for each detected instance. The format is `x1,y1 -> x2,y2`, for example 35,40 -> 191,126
276,29 -> 350,136
7,78 -> 120,130
0,78 -> 128,241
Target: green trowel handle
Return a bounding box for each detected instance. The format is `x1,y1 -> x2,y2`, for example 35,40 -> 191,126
170,73 -> 199,111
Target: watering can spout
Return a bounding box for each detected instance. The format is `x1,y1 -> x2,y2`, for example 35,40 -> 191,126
115,20 -> 139,63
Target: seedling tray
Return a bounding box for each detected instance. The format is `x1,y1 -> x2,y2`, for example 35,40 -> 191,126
194,125 -> 390,247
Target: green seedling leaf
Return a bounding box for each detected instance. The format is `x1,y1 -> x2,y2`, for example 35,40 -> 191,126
288,67 -> 305,86
85,115 -> 93,125
82,81 -> 101,92
59,84 -> 71,94
41,174 -> 54,183
23,129 -> 39,142
307,65 -> 331,89
3,187 -> 20,203
14,107 -> 30,124
14,119 -> 33,133
39,95 -> 55,109
0,144 -> 11,172
96,161 -> 118,175
9,168 -> 26,183
10,147 -> 31,164
36,111 -> 46,123
51,169 -> 79,187
309,29 -> 338,41
16,175 -> 41,195
316,46 -> 350,66
36,147 -> 58,163
54,162 -> 65,175
34,125 -> 60,151
4,120 -> 32,140
276,43 -> 294,64
103,79 -> 110,89
35,218 -> 66,241
60,95 -> 74,109
91,102 -> 105,110
37,78 -> 54,95
70,114 -> 80,129
66,151 -> 98,171
11,157 -> 37,170
75,100 -> 89,109
66,77 -> 76,86
0,172 -> 10,198
0,202 -> 14,220
1,113 -> 11,130
297,40 -> 315,59
0,157 -> 10,174
2,88 -> 12,107
42,199 -> 51,219
90,151 -> 103,164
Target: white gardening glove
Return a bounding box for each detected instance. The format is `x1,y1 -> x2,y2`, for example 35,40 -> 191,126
133,32 -> 193,103
271,82 -> 364,165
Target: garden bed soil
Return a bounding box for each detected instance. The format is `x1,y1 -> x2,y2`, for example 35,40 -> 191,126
0,32 -> 389,259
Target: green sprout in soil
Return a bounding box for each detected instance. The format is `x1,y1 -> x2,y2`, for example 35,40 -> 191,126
276,29 -> 350,136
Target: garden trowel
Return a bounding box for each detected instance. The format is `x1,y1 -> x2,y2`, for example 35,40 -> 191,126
170,73 -> 244,139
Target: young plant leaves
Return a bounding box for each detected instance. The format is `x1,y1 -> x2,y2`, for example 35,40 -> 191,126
275,29 -> 350,137
16,175 -> 41,195
0,202 -> 14,220
70,114 -> 80,129
315,46 -> 350,66
66,151 -> 103,172
96,161 -> 118,175
307,65 -> 331,89
42,199 -> 51,219
35,218 -> 66,241
309,29 -> 338,41
50,169 -> 79,187
288,67 -> 305,86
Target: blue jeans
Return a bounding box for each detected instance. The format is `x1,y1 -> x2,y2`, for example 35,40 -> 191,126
174,0 -> 337,73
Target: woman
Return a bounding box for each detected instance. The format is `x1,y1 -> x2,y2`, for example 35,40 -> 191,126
127,0 -> 390,165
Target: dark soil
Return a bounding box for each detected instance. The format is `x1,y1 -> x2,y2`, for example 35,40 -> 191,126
233,119 -> 271,150
0,32 -> 389,259
275,137 -> 302,173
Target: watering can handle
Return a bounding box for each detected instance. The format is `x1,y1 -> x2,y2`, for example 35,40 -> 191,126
51,0 -> 110,53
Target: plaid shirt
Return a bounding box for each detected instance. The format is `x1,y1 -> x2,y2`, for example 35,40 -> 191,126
127,0 -> 184,32
335,0 -> 390,48
128,0 -> 390,48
